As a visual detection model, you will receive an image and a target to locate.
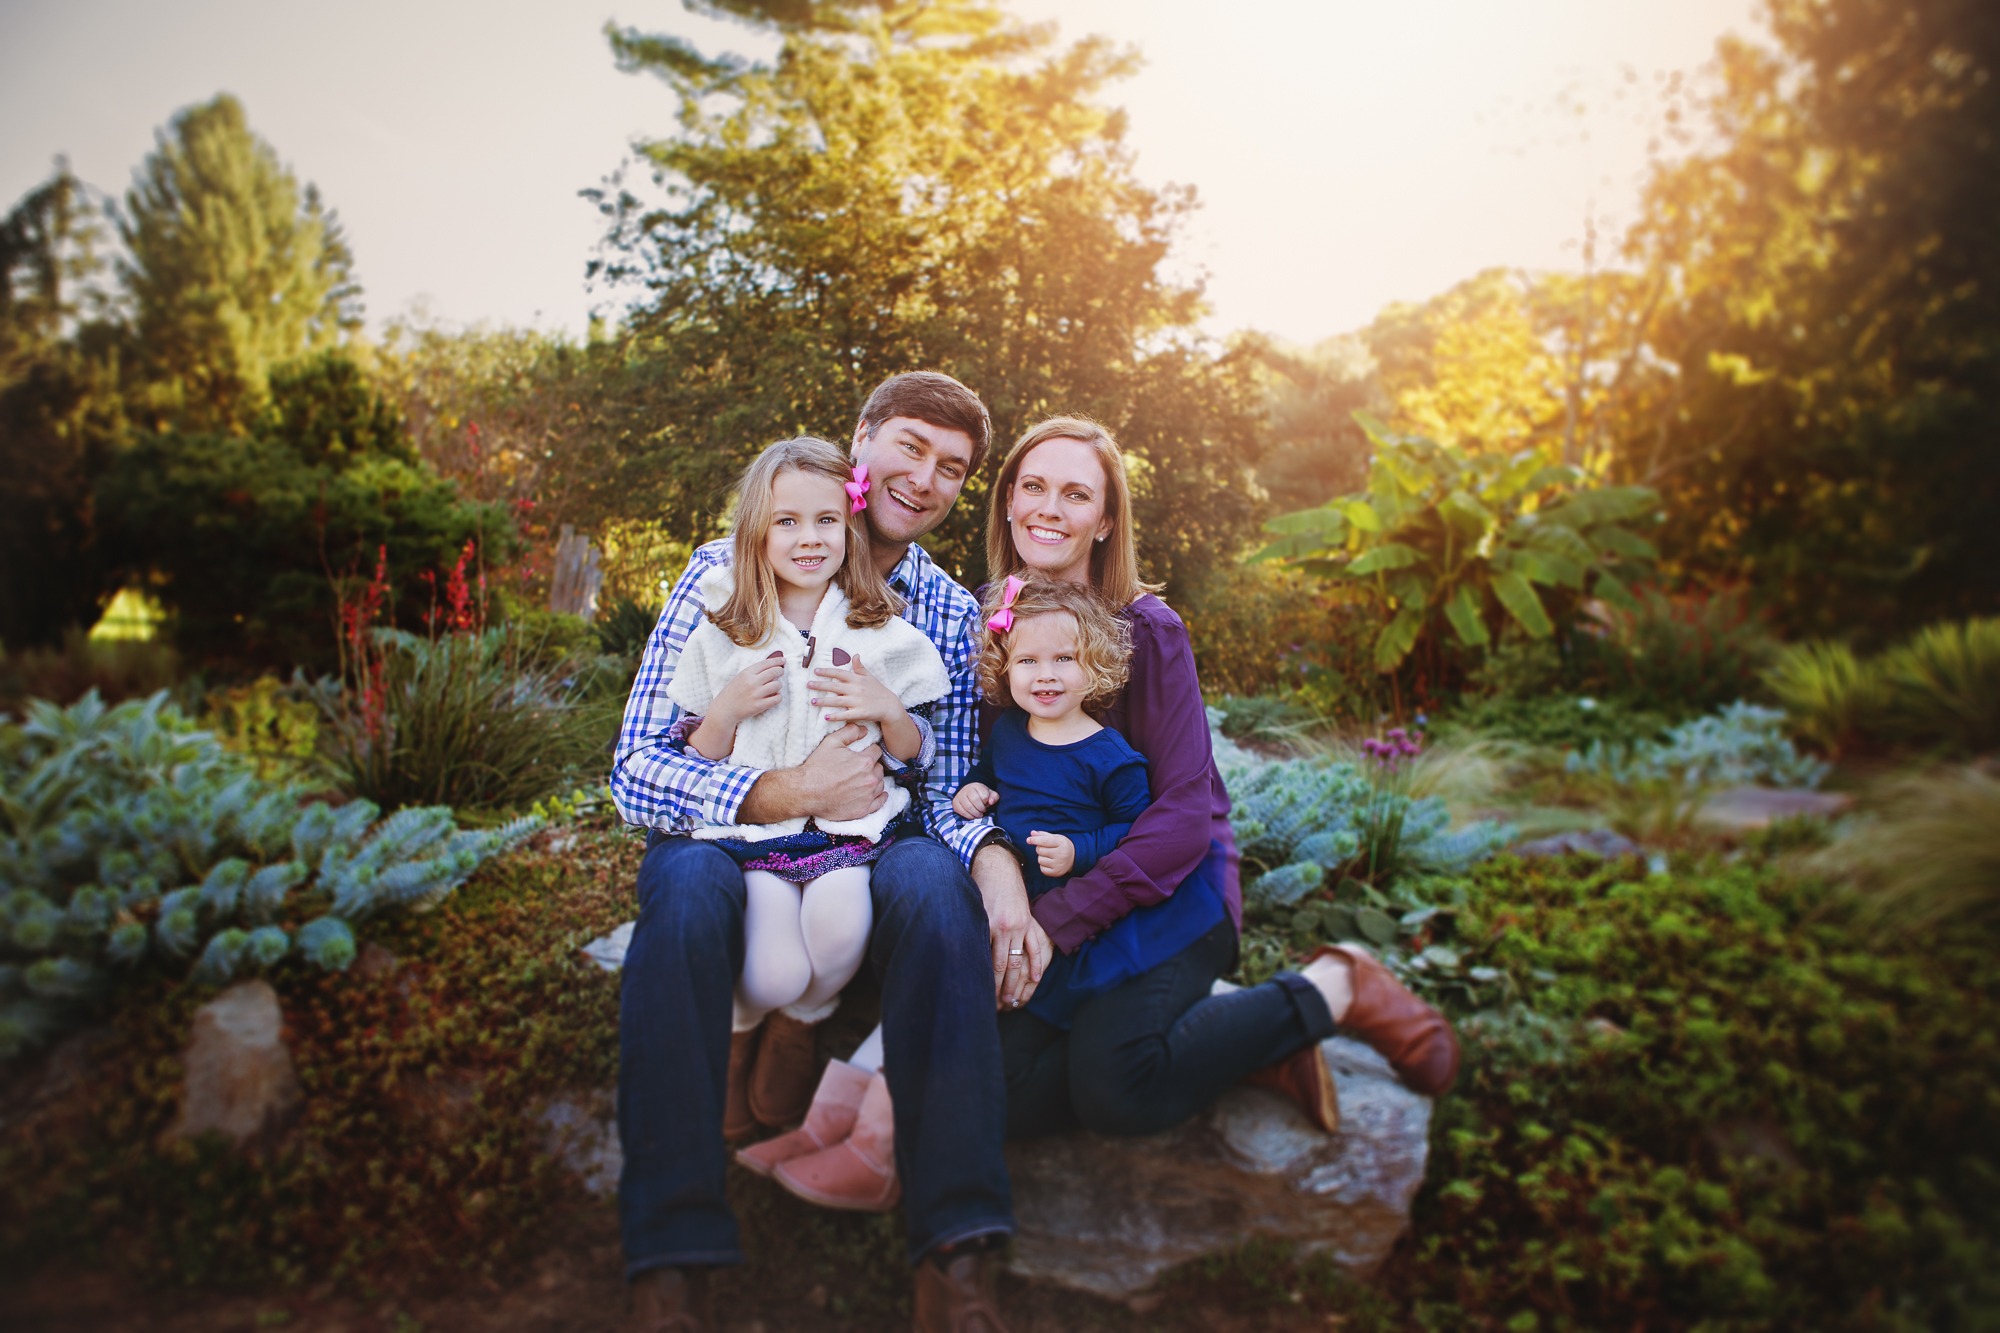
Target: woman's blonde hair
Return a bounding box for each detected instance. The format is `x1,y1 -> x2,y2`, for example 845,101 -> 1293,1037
708,436 -> 901,647
984,415 -> 1161,606
976,576 -> 1132,710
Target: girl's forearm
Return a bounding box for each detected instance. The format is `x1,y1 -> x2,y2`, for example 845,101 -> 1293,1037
687,713 -> 738,761
878,709 -> 921,762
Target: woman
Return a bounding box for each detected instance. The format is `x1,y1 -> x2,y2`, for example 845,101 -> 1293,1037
986,416 -> 1459,1140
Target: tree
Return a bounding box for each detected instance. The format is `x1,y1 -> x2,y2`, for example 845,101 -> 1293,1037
589,0 -> 1265,590
0,164 -> 126,647
1613,0 -> 2000,637
96,352 -> 515,668
120,94 -> 362,435
1247,333 -> 1378,513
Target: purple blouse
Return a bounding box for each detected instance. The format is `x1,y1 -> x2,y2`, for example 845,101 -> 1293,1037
1029,594 -> 1241,955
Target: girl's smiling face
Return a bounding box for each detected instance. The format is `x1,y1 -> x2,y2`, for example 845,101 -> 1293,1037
1005,611 -> 1091,721
763,467 -> 849,599
1006,436 -> 1112,585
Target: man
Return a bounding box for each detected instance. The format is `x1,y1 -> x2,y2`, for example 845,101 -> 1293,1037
610,372 -> 1037,1332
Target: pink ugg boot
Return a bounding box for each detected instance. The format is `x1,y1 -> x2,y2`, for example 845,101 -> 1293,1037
771,1068 -> 899,1212
735,1059 -> 872,1178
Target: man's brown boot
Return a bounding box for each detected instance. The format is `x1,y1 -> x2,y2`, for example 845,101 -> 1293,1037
630,1265 -> 709,1333
746,1009 -> 819,1126
913,1249 -> 1009,1333
724,1027 -> 760,1144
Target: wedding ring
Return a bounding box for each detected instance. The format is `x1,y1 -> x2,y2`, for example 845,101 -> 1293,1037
1008,948 -> 1024,955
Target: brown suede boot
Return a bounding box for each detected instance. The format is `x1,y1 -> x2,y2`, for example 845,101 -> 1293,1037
630,1265 -> 709,1332
1318,944 -> 1460,1096
736,1058 -> 871,1178
771,1068 -> 899,1211
912,1250 -> 1009,1333
747,1009 -> 819,1127
724,1027 -> 760,1145
1242,1039 -> 1340,1133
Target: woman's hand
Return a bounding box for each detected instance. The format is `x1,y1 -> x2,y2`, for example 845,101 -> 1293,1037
689,652 -> 783,759
952,782 -> 999,820
1026,829 -> 1075,879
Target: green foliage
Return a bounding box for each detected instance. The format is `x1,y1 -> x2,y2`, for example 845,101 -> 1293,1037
592,594 -> 659,660
119,94 -> 360,433
0,163 -> 126,649
313,627 -> 617,815
1762,638 -> 1893,758
1177,563 -> 1328,700
1590,586 -> 1777,714
1565,702 -> 1828,842
590,0 -> 1265,591
199,674 -> 320,782
1258,415 -> 1659,677
0,627 -> 182,714
0,690 -> 540,1059
1812,763 -> 2000,930
1384,857 -> 2000,1330
0,825 -> 634,1292
1879,616 -> 2000,756
95,353 -> 517,668
1765,616 -> 2000,757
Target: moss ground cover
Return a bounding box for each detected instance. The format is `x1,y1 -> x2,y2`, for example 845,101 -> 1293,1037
5,826 -> 1998,1330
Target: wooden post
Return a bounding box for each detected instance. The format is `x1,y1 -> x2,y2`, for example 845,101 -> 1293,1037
550,524 -> 605,622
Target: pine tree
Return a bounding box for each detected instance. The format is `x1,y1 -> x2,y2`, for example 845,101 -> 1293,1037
120,94 -> 362,434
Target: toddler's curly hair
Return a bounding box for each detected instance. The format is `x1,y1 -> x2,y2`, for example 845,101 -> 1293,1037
976,576 -> 1133,710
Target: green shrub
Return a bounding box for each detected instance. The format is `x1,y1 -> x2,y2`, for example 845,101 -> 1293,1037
314,626 -> 617,815
1211,692 -> 1326,741
1813,763 -> 2000,928
0,691 -> 540,1059
1591,586 -> 1777,714
1178,562 -> 1329,699
1880,615 -> 2000,755
592,593 -> 660,660
1564,702 -> 1827,842
1763,639 -> 1894,757
1436,692 -> 1671,753
0,627 -> 183,713
200,674 -> 320,782
1387,857 -> 2000,1329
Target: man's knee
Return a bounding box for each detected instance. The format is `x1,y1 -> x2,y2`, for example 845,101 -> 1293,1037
635,836 -> 746,933
870,838 -> 984,939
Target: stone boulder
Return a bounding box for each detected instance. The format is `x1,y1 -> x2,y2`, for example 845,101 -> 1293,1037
1513,828 -> 1641,860
1004,1035 -> 1432,1298
1697,786 -> 1852,832
167,980 -> 302,1152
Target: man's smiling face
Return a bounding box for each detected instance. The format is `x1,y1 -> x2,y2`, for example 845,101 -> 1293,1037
851,415 -> 976,549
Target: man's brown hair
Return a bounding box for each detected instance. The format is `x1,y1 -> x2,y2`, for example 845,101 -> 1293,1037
857,371 -> 993,472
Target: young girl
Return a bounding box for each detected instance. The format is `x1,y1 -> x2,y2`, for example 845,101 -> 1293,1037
665,436 -> 949,1135
952,574 -> 1229,1027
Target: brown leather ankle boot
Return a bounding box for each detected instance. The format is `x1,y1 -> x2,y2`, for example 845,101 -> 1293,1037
629,1264 -> 710,1332
736,1058 -> 871,1177
912,1249 -> 1009,1332
771,1068 -> 899,1211
1316,944 -> 1460,1096
747,1009 -> 819,1126
724,1027 -> 760,1144
1242,1039 -> 1340,1133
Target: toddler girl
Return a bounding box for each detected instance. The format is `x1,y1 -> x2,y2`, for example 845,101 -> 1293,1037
665,436 -> 949,1133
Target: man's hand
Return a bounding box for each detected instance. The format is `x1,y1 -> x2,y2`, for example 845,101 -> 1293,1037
972,844 -> 1049,1009
952,781 -> 999,820
1025,829 -> 1075,879
797,724 -> 888,821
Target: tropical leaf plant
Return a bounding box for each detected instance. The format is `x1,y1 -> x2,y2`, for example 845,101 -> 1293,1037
1256,415 -> 1661,673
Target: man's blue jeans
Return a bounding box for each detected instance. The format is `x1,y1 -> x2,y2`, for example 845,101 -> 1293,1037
618,833 -> 1014,1277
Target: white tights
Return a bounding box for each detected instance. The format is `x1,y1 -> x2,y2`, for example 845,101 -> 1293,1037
732,866 -> 873,1031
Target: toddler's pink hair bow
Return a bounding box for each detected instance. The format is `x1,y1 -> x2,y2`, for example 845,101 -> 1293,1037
844,463 -> 870,513
986,575 -> 1025,634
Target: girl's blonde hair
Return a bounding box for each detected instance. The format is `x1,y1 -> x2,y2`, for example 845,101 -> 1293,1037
984,415 -> 1161,607
709,436 -> 901,647
976,576 -> 1132,710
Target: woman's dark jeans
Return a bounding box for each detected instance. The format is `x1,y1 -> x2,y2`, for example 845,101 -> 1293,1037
1000,919 -> 1337,1140
617,833 -> 1013,1277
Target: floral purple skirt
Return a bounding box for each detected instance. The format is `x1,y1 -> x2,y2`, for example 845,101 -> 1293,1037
712,829 -> 891,885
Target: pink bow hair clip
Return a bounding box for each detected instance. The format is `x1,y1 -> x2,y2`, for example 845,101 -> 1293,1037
844,463 -> 871,513
986,575 -> 1025,634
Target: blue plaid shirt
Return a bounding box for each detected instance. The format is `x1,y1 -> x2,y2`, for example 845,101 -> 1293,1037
610,538 -> 997,866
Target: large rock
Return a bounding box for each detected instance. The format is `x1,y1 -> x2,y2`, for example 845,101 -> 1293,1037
167,980 -> 302,1152
1004,1035 -> 1432,1298
1513,828 -> 1641,860
1697,786 -> 1852,832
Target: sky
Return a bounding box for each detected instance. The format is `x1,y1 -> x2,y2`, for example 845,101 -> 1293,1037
0,0 -> 1761,346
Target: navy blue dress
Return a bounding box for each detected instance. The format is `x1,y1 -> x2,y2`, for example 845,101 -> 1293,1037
967,710 -> 1229,1027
